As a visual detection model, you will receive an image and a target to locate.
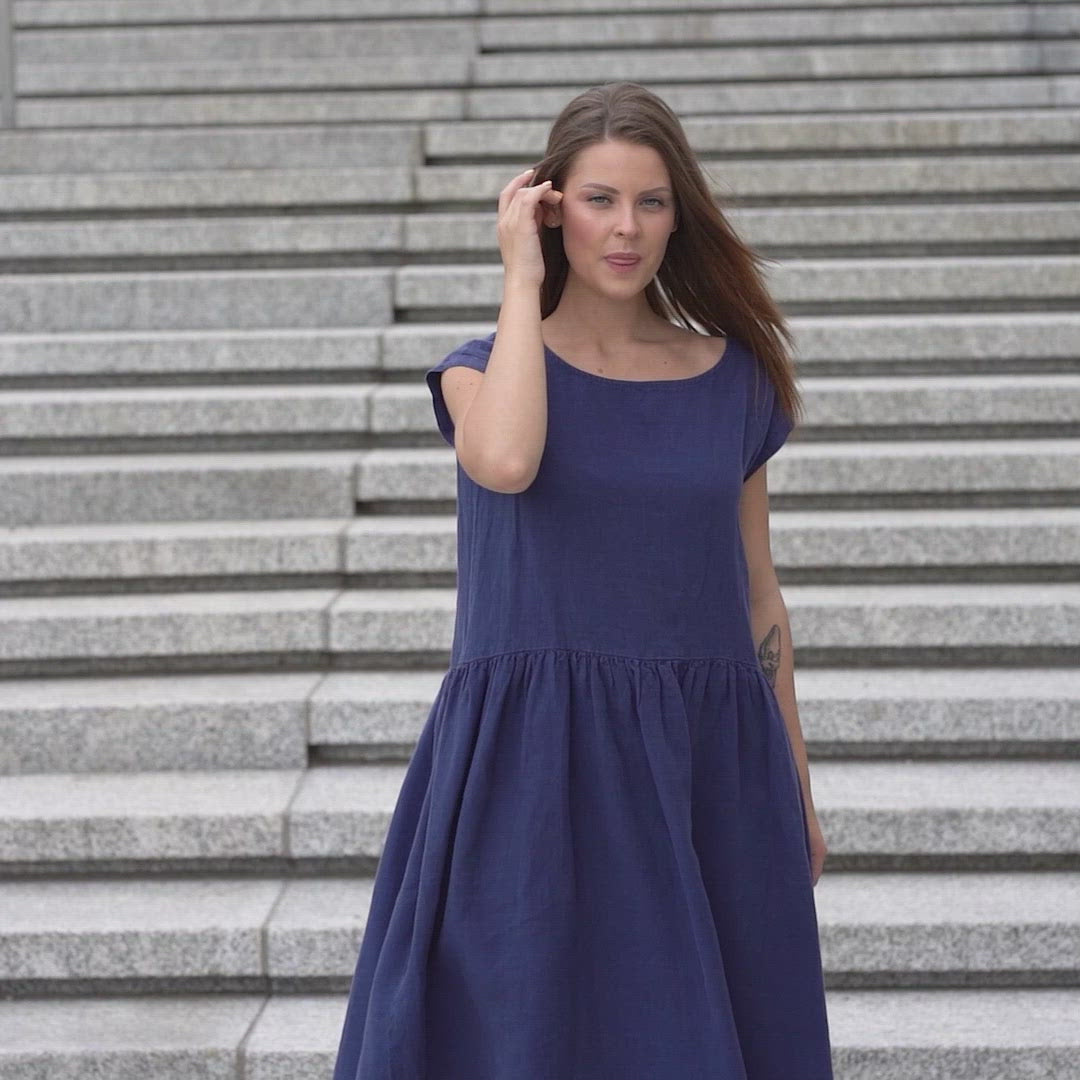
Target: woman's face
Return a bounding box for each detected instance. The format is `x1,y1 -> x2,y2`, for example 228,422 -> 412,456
548,139 -> 678,296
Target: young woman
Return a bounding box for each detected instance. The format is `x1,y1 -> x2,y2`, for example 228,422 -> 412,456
333,80 -> 834,1080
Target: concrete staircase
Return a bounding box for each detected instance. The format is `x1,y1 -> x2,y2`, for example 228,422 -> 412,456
2,0 -> 1080,1076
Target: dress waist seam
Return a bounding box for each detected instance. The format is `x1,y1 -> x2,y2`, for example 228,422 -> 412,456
447,645 -> 764,677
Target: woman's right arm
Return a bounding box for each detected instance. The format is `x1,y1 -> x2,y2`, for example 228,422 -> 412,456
440,168 -> 561,493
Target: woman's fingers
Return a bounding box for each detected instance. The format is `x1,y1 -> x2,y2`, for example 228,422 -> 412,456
497,167 -> 541,214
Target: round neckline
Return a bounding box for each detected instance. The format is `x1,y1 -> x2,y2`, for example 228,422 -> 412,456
542,335 -> 730,386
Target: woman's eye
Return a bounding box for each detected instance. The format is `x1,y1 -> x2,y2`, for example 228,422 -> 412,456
587,196 -> 665,206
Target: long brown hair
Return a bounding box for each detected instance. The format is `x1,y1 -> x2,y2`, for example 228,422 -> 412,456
531,80 -> 802,427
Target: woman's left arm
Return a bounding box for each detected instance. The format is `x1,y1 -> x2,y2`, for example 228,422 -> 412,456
739,463 -> 827,883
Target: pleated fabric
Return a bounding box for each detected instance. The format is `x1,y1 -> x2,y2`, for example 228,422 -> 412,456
333,331 -> 834,1079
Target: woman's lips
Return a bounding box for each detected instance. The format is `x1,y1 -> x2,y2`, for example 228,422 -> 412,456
604,256 -> 641,271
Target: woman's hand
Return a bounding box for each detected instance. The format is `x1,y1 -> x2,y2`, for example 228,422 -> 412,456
496,166 -> 563,289
804,803 -> 828,887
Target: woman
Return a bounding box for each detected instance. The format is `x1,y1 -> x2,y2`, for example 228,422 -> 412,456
333,80 -> 834,1080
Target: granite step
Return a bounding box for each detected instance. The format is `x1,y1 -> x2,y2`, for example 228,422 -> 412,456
0,450 -> 362,527
427,106 -> 1080,159
0,327 -> 386,385
19,57 -> 472,97
17,3 -> 1067,59
3,204 -> 1078,271
14,0 -> 467,23
0,582 -> 1079,679
0,669 -> 442,774
2,373 -> 1078,455
2,987 -> 1077,1080
3,439 -> 1080,529
0,870 -> 1076,996
10,256 -> 1076,334
394,255 -> 1080,318
469,43 -> 1080,89
0,268 -> 392,333
2,507 -> 1077,598
0,122 -> 419,174
2,314 -> 1078,387
474,5 -> 1079,51
21,44 -> 1076,98
16,87 -> 464,129
363,440 -> 1080,511
16,19 -> 475,64
2,664 -> 1078,776
3,157 -> 1079,217
12,0 -> 1060,25
0,109 -> 1073,176
0,760 -> 1077,877
17,38 -> 1078,86
20,77 -> 1080,128
449,74 -> 1080,123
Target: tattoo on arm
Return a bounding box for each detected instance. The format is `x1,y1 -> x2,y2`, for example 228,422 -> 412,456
757,624 -> 781,688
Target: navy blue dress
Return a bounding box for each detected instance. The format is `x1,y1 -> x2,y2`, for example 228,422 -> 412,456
332,329 -> 834,1080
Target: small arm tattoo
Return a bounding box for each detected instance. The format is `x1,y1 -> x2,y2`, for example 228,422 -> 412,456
757,624 -> 781,688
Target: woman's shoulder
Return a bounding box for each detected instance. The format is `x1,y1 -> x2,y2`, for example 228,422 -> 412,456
427,332 -> 496,377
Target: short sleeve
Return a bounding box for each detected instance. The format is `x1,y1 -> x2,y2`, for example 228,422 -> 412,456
743,373 -> 795,481
424,336 -> 494,447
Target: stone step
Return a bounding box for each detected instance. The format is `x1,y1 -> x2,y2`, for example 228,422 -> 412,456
0,268 -> 392,333
471,42 -> 1080,88
13,0 -> 462,23
2,440 -> 1079,530
9,255 -> 1072,335
395,255 -> 1080,317
2,314 -> 1077,386
19,57 -> 474,96
1,507 -> 1077,597
16,19 -> 475,64
4,204 -> 1079,270
0,123 -> 419,174
11,0 -> 1047,26
416,156 -> 1080,207
364,440 -> 1080,510
0,451 -> 361,527
476,5 -> 1079,50
421,106 -> 1080,158
0,582 -> 1079,679
21,40 -> 1078,96
0,669 -> 443,774
0,109 -> 1073,175
14,254 -> 1077,331
2,374 -> 1079,456
18,2 -> 1069,51
20,76 -> 1080,128
0,327 -> 386,385
4,157 -> 1080,217
17,34 -> 1078,77
2,986 -> 1077,1080
0,760 -> 1077,876
0,385 -> 373,453
461,74 -> 1080,124
2,663 -> 1078,776
0,167 -> 419,215
0,516 -> 391,592
0,876 -> 371,994
0,587 -> 348,678
0,870 -> 1077,996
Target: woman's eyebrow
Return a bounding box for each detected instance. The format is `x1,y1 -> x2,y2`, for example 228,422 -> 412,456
579,182 -> 673,194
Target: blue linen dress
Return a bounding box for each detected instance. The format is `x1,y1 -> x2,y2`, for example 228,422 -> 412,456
332,329 -> 834,1080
